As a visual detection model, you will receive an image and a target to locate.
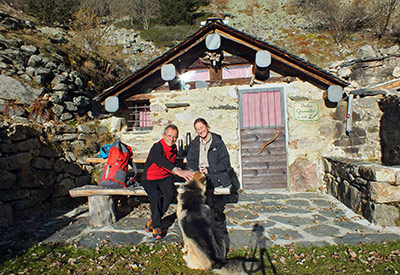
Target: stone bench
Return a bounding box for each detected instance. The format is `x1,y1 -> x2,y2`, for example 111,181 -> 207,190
69,184 -> 231,227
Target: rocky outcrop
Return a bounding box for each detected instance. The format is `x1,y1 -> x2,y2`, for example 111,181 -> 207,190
101,25 -> 161,72
331,45 -> 400,88
0,33 -> 100,122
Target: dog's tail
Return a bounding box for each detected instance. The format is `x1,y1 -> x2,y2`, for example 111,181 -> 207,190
213,257 -> 262,275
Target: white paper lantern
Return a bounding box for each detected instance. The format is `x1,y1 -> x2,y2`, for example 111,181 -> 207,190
327,85 -> 343,103
161,64 -> 176,81
256,50 -> 271,68
105,96 -> 119,112
205,33 -> 221,50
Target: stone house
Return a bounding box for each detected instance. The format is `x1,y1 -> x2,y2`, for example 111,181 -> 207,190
96,19 -> 357,192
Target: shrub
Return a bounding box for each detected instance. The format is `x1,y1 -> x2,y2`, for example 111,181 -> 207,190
294,0 -> 377,43
140,24 -> 200,47
157,0 -> 209,26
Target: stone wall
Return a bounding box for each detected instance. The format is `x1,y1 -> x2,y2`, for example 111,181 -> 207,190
323,157 -> 400,227
0,120 -> 108,227
285,81 -> 384,191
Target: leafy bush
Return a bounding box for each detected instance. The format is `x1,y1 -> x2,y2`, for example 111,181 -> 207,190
158,0 -> 209,26
140,24 -> 200,47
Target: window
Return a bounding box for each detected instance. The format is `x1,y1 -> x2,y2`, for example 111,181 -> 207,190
128,101 -> 152,131
240,90 -> 283,129
180,69 -> 210,82
223,65 -> 252,79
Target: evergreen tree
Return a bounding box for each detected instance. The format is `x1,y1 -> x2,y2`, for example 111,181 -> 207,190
158,0 -> 208,25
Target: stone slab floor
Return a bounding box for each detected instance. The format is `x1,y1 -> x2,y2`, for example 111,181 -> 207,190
40,191 -> 400,250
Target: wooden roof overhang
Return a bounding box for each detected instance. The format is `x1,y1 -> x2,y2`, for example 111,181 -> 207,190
96,21 -> 348,103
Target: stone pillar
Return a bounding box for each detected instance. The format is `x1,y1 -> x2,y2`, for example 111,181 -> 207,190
88,195 -> 116,227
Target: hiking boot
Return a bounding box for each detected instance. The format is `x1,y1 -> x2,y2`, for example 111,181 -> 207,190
144,219 -> 153,233
152,228 -> 162,239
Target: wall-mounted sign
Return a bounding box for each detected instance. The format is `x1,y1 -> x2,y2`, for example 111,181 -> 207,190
294,101 -> 319,121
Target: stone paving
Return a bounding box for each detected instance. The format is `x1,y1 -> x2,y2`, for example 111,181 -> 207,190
41,191 -> 400,250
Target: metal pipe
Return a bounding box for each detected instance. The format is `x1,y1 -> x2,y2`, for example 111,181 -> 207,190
346,93 -> 354,135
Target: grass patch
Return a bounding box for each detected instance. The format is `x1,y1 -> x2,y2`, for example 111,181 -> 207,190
1,241 -> 399,274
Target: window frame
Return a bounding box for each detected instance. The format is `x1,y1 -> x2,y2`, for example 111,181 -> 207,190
127,100 -> 152,131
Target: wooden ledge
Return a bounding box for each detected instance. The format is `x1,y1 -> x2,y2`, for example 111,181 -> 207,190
70,184 -> 231,197
70,185 -> 147,197
86,157 -> 147,164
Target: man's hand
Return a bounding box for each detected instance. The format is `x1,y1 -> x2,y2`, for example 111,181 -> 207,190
174,168 -> 194,181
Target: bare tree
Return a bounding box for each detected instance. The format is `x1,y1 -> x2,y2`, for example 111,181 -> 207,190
79,0 -> 111,17
70,7 -> 111,54
374,0 -> 399,39
131,0 -> 159,30
108,0 -> 159,30
297,0 -> 377,43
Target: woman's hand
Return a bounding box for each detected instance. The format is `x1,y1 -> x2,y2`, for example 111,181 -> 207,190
174,168 -> 194,181
199,167 -> 208,174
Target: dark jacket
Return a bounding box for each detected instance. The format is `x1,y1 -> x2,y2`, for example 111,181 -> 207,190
186,132 -> 231,174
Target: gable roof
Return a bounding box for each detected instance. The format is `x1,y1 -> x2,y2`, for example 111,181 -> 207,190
96,20 -> 348,102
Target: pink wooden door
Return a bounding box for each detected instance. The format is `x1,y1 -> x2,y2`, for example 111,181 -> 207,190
239,89 -> 287,189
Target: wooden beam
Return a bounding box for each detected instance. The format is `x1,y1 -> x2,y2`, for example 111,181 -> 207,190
111,34 -> 211,98
253,64 -> 270,81
126,94 -> 155,101
215,29 -> 343,88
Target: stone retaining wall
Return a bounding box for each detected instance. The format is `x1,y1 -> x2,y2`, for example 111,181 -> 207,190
323,157 -> 400,227
0,120 -> 110,227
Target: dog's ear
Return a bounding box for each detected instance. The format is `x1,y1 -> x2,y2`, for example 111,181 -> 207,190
193,171 -> 206,184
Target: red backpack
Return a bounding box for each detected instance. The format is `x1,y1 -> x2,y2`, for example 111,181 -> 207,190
100,139 -> 136,188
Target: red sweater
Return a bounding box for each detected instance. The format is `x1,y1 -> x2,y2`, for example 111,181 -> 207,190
144,138 -> 177,180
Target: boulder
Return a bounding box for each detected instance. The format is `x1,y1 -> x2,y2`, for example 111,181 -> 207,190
0,203 -> 13,226
20,45 -> 38,55
64,163 -> 82,176
60,112 -> 73,121
393,67 -> 400,78
7,123 -> 26,141
40,146 -> 60,158
0,188 -> 30,202
51,104 -> 64,117
0,170 -> 17,189
53,177 -> 74,198
355,45 -> 378,60
31,156 -> 52,169
76,175 -> 91,186
16,138 -> 41,152
77,124 -> 94,133
0,142 -> 18,154
73,96 -> 90,107
27,54 -> 42,67
53,158 -> 66,172
65,101 -> 78,112
0,75 -> 42,105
